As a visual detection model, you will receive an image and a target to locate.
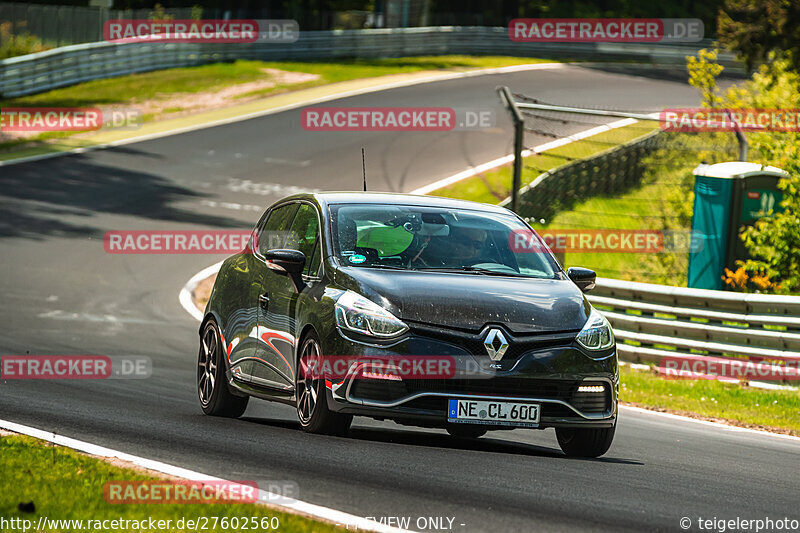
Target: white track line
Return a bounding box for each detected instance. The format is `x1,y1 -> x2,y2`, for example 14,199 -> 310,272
0,62 -> 564,168
0,418 -> 413,533
411,116 -> 655,195
178,260 -> 224,322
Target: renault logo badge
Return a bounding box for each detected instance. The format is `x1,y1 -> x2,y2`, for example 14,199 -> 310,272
484,328 -> 509,361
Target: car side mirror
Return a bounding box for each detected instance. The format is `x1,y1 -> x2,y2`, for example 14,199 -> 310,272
263,249 -> 305,273
263,249 -> 306,292
567,267 -> 596,293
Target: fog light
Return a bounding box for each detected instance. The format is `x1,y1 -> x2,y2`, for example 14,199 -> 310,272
361,370 -> 402,381
577,384 -> 605,393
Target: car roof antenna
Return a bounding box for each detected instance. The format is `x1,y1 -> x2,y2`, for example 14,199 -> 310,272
361,147 -> 367,192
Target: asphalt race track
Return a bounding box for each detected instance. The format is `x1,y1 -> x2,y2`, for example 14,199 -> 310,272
1,64 -> 797,532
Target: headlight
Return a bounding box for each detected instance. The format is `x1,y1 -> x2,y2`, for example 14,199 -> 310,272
335,290 -> 409,338
576,308 -> 614,350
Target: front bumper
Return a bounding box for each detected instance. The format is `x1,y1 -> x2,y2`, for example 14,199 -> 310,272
321,323 -> 618,429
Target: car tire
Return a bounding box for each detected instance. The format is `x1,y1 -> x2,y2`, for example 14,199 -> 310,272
446,425 -> 487,439
296,330 -> 352,436
555,425 -> 615,457
197,320 -> 249,418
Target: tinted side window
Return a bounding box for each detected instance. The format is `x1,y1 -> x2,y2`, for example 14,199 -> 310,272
306,241 -> 322,277
285,205 -> 320,274
258,203 -> 299,255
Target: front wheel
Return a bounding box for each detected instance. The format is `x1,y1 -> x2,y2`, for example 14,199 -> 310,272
296,331 -> 352,436
198,320 -> 249,417
555,425 -> 615,457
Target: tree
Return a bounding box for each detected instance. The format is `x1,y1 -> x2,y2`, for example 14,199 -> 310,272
718,0 -> 800,71
690,51 -> 800,293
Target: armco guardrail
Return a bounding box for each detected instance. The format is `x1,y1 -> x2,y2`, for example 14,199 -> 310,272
590,277 -> 800,376
0,27 -> 740,98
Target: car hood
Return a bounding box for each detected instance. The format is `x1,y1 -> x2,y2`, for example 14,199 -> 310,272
334,266 -> 590,334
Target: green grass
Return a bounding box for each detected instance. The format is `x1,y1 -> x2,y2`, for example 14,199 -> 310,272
540,133 -> 740,283
0,434 -> 343,532
620,365 -> 800,434
539,178 -> 686,281
429,120 -> 684,282
428,125 -> 744,285
431,121 -> 658,205
1,56 -> 550,109
0,56 -> 552,153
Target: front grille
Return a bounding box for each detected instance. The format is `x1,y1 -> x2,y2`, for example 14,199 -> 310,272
405,377 -> 579,400
408,323 -> 576,361
350,376 -> 579,404
404,396 -> 446,411
349,376 -> 611,416
541,403 -> 576,418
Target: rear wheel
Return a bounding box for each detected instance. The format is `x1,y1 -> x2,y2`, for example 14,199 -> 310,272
296,331 -> 352,436
446,425 -> 487,439
198,320 -> 249,417
555,425 -> 615,457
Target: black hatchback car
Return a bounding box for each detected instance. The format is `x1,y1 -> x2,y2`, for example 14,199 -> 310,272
198,193 -> 618,457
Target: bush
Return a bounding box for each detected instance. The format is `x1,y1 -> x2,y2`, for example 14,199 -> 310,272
692,52 -> 800,293
0,22 -> 50,59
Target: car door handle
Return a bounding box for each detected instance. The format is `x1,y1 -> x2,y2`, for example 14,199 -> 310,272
259,293 -> 269,311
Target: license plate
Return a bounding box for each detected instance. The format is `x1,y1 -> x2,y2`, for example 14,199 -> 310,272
447,399 -> 540,427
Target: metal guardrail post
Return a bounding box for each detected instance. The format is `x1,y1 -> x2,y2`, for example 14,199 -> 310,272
497,86 -> 524,213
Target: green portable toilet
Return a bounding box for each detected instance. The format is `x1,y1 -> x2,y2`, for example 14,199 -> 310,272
687,162 -> 788,290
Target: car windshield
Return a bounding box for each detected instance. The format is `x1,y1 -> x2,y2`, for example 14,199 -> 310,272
330,204 -> 559,278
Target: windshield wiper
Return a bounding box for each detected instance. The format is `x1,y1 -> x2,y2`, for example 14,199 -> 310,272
357,264 -> 408,270
414,266 -> 527,277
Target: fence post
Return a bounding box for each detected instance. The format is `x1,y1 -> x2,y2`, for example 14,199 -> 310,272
497,86 -> 524,213
736,131 -> 748,162
724,109 -> 749,161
